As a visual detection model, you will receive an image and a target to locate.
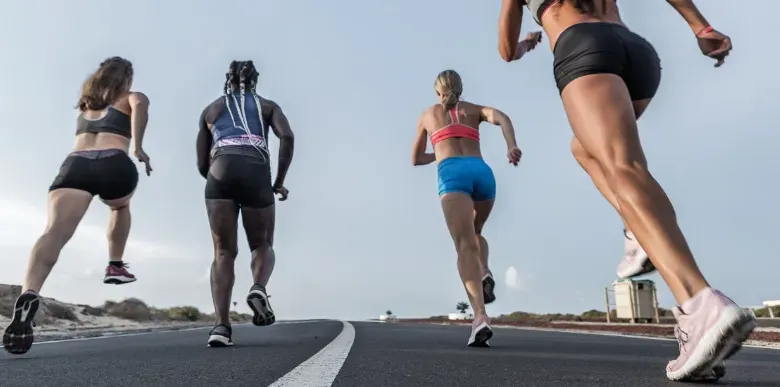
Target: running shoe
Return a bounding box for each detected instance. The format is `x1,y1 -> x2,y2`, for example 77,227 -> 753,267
207,324 -> 233,347
104,261 -> 137,285
247,284 -> 276,326
665,287 -> 756,381
616,229 -> 655,279
3,291 -> 40,355
467,319 -> 493,348
482,273 -> 497,305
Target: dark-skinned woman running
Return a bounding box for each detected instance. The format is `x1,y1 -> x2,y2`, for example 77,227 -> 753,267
197,60 -> 294,347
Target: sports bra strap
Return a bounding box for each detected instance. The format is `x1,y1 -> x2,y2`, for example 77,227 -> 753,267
448,102 -> 460,124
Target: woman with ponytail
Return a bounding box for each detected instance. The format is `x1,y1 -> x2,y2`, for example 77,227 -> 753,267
196,60 -> 295,348
498,0 -> 748,382
411,69 -> 524,347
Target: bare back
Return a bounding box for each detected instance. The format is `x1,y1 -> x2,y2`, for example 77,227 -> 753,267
537,0 -> 623,50
72,93 -> 133,152
422,101 -> 484,161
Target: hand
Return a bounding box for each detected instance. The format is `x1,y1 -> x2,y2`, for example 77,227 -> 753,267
273,184 -> 289,201
134,148 -> 153,176
507,146 -> 522,166
696,27 -> 732,68
513,31 -> 543,61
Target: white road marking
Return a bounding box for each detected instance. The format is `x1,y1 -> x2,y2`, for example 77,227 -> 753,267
489,324 -> 780,351
268,320 -> 356,387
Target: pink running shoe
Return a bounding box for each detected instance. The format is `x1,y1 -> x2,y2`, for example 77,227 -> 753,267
666,287 -> 756,381
616,229 -> 655,279
103,262 -> 137,285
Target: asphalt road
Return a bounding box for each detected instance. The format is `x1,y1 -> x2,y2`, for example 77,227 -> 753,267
1,320 -> 779,387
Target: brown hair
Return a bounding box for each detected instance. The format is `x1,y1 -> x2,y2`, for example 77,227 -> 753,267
77,56 -> 134,111
434,70 -> 463,111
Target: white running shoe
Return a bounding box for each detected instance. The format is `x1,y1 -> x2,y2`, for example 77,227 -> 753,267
616,229 -> 655,279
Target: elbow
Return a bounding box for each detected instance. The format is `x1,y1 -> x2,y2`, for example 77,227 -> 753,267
498,44 -> 514,62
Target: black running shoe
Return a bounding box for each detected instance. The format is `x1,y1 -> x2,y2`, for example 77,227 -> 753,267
3,292 -> 40,355
207,324 -> 233,347
482,274 -> 496,305
247,284 -> 276,326
467,321 -> 493,348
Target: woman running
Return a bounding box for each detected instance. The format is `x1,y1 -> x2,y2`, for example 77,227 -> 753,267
197,60 -> 295,347
3,56 -> 151,355
498,0 -> 752,382
412,70 -> 524,347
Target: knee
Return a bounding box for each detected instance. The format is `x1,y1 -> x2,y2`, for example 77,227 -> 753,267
214,243 -> 238,262
570,137 -> 590,163
248,237 -> 272,254
41,225 -> 75,248
455,238 -> 480,257
604,162 -> 653,206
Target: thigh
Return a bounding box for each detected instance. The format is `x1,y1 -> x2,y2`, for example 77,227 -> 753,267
473,199 -> 494,235
560,73 -> 647,172
46,188 -> 93,238
440,192 -> 477,247
241,205 -> 275,251
206,199 -> 239,252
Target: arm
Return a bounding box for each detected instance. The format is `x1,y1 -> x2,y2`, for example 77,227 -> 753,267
412,114 -> 435,166
196,106 -> 213,179
128,92 -> 150,151
268,101 -> 294,188
479,105 -> 518,149
666,0 -> 710,34
498,0 -> 524,62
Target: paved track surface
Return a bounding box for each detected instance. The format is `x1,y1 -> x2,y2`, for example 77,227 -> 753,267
2,320 -> 779,386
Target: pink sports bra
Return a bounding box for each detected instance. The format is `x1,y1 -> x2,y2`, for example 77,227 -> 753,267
429,103 -> 480,146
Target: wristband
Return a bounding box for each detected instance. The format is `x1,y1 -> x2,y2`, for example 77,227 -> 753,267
696,25 -> 713,37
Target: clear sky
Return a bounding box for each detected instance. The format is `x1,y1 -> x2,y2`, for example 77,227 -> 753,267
0,1 -> 777,320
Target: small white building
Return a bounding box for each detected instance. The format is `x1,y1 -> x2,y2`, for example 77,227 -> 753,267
612,279 -> 657,323
448,313 -> 474,320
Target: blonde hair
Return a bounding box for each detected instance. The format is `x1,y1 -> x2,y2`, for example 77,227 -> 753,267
434,70 -> 463,110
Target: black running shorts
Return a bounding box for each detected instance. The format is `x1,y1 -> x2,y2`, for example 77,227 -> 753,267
553,22 -> 662,101
49,149 -> 139,200
205,154 -> 274,208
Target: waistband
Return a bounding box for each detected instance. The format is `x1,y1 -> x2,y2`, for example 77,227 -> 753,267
69,148 -> 126,159
438,156 -> 484,164
553,21 -> 629,53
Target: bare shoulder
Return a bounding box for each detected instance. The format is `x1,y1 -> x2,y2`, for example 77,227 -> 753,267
128,91 -> 150,106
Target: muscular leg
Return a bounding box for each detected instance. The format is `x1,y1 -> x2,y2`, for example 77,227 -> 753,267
473,199 -> 495,303
104,194 -> 134,263
560,74 -> 707,303
441,193 -> 486,319
242,205 -> 275,287
24,189 -> 93,293
570,100 -> 656,228
206,199 -> 239,327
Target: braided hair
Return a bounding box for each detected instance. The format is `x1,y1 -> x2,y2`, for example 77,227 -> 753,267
222,60 -> 268,159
